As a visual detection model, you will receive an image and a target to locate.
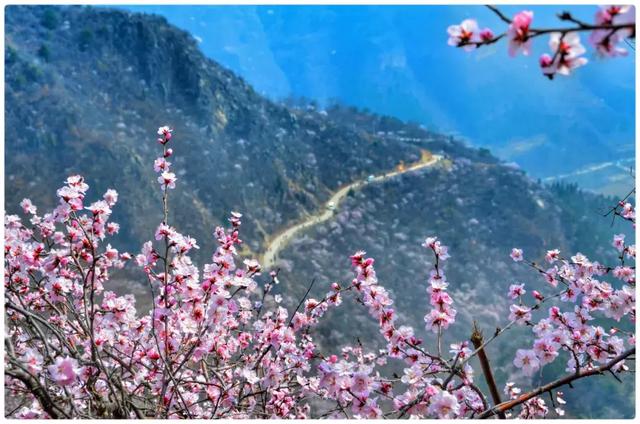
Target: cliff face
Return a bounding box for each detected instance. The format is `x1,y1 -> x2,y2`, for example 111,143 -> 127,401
5,6 -> 633,417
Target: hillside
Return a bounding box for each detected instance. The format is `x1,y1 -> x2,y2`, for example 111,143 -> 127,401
4,5 -> 634,418
120,4 -> 636,196
6,5 -> 452,259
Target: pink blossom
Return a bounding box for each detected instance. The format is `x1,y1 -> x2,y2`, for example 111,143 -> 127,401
424,309 -> 456,332
352,397 -> 382,419
350,371 -> 376,396
595,5 -> 634,38
479,28 -> 494,42
545,249 -> 560,263
229,211 -> 242,228
154,157 -> 171,173
422,236 -> 449,260
243,258 -> 261,274
157,125 -> 173,144
620,202 -> 635,221
135,241 -> 157,267
504,382 -> 522,399
447,19 -> 480,51
590,29 -> 629,57
86,200 -> 112,217
65,175 -> 89,192
56,185 -> 84,211
532,290 -> 544,302
539,53 -> 555,77
428,390 -> 460,419
507,11 -> 534,56
613,234 -> 625,251
106,222 -> 120,235
20,198 -> 37,214
533,337 -> 559,365
514,349 -> 540,376
589,6 -> 634,57
595,5 -> 632,24
155,223 -> 173,240
508,283 -> 526,299
626,244 -> 636,258
587,344 -> 610,363
103,189 -> 118,206
543,268 -> 558,287
612,266 -> 635,283
47,356 -> 82,386
510,248 -> 523,262
20,349 -> 43,374
509,304 -> 532,324
547,32 -> 588,76
158,171 -> 177,190
450,341 -> 472,359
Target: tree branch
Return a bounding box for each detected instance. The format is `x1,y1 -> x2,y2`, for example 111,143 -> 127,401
470,322 -> 506,419
478,347 -> 635,419
4,361 -> 69,419
487,5 -> 512,24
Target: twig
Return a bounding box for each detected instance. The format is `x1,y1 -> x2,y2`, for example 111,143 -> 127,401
487,5 -> 512,24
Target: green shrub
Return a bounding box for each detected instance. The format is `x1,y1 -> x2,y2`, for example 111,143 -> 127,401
38,44 -> 50,62
6,44 -> 18,64
478,147 -> 491,157
24,62 -> 43,82
78,29 -> 93,51
41,9 -> 58,30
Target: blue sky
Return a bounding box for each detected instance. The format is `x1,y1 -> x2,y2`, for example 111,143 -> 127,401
119,5 -> 635,189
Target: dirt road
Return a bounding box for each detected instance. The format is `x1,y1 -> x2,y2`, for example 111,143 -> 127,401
261,155 -> 443,268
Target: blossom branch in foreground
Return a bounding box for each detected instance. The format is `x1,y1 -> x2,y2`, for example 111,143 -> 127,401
479,347 -> 635,419
448,5 -> 635,78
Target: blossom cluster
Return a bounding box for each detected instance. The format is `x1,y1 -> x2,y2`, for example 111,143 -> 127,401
422,237 -> 456,333
503,382 -> 566,418
313,242 -> 483,419
447,5 -> 635,79
4,127 -> 335,418
505,234 -> 635,416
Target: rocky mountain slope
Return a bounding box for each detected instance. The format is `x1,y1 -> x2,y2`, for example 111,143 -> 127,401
4,5 -> 633,418
6,5 -> 447,259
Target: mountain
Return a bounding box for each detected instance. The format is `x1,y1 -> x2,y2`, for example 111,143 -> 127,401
4,5 -> 633,418
120,5 -> 636,196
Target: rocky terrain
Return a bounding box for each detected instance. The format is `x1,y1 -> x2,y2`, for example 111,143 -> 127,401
4,5 -> 634,418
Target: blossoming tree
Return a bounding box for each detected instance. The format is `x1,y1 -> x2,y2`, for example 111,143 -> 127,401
4,122 -> 634,418
447,5 -> 635,79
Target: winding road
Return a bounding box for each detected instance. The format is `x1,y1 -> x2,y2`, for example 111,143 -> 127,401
261,154 -> 443,268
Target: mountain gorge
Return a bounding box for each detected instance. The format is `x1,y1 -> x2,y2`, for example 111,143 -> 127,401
4,5 -> 634,418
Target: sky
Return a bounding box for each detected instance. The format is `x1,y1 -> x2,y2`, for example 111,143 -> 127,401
118,5 -> 635,192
